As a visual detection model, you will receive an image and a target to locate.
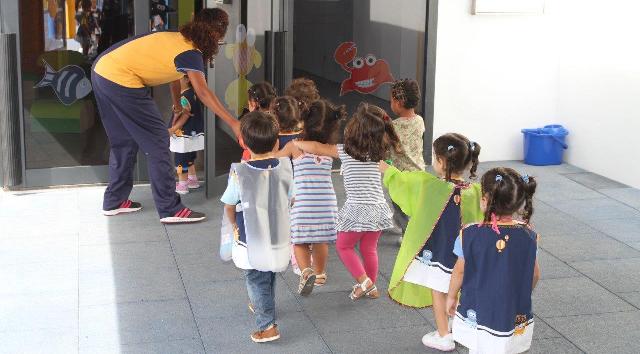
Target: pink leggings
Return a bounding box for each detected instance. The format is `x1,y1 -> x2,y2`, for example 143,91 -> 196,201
336,230 -> 382,283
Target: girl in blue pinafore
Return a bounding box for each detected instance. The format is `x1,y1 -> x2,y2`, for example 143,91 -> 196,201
446,167 -> 541,354
276,99 -> 346,296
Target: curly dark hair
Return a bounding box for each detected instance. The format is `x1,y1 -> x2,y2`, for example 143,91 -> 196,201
284,78 -> 320,113
248,82 -> 277,110
391,79 -> 421,109
433,133 -> 481,181
344,103 -> 402,162
302,99 -> 346,144
271,96 -> 300,133
481,167 -> 537,224
180,8 -> 229,63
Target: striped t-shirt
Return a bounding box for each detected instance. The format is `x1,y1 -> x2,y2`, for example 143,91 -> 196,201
336,144 -> 393,232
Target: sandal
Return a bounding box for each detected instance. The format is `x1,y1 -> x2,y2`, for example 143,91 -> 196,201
298,268 -> 316,296
349,278 -> 377,301
314,273 -> 327,287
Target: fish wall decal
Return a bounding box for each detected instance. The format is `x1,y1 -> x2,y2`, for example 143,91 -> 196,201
34,60 -> 92,105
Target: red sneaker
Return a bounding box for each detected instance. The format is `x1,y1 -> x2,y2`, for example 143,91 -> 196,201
103,200 -> 142,216
160,208 -> 206,224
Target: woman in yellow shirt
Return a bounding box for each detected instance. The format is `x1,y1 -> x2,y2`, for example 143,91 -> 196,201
92,8 -> 239,223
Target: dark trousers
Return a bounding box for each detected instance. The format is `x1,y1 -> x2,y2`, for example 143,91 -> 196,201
92,72 -> 183,217
393,202 -> 410,232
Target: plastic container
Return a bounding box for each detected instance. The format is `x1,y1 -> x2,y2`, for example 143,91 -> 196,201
521,124 -> 569,166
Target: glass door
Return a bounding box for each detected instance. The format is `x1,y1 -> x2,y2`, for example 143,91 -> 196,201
205,0 -> 282,196
18,0 -> 143,187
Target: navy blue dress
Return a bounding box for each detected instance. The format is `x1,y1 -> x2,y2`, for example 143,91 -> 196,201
170,88 -> 204,171
453,223 -> 538,353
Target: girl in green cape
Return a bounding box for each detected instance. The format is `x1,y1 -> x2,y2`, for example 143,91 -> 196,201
380,133 -> 484,352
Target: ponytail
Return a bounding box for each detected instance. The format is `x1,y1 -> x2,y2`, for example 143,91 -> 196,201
521,175 -> 537,224
468,141 -> 481,179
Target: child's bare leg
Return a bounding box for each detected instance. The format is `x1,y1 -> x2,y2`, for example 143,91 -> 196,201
176,167 -> 187,181
311,243 -> 329,274
431,289 -> 450,336
293,244 -> 313,271
187,164 -> 197,177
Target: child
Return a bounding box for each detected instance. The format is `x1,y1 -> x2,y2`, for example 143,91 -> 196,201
380,133 -> 483,351
168,76 -> 203,194
220,111 -> 294,343
284,77 -> 320,113
447,168 -> 540,354
239,82 -> 277,161
388,79 -> 425,240
271,96 -> 303,149
276,99 -> 346,295
295,103 -> 401,300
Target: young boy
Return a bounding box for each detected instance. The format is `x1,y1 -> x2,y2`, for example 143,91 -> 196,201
220,111 -> 293,343
389,79 -> 425,243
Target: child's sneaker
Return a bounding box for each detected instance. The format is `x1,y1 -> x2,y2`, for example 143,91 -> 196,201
421,331 -> 455,351
175,182 -> 189,195
187,175 -> 200,189
251,324 -> 280,343
160,208 -> 206,224
103,200 -> 142,216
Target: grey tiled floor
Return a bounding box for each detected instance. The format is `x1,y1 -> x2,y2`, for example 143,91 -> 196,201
1,161 -> 639,353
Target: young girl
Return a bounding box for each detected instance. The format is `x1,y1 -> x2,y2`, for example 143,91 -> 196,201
380,133 -> 483,351
271,96 -> 303,149
388,79 -> 425,241
295,103 -> 401,300
168,75 -> 203,194
284,77 -> 320,113
447,168 -> 540,354
240,82 -> 277,161
276,99 -> 345,296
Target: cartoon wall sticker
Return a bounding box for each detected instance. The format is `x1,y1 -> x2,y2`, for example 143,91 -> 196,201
224,24 -> 263,115
34,59 -> 92,106
334,41 -> 394,96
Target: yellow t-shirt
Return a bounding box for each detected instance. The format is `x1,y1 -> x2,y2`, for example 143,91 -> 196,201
94,32 -> 204,88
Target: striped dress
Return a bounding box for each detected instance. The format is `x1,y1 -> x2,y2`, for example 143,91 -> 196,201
337,144 -> 393,232
290,153 -> 338,244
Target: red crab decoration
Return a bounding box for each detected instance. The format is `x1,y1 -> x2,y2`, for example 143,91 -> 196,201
334,41 -> 395,96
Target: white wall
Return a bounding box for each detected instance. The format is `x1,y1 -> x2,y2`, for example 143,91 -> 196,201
433,0 -> 640,188
433,0 -> 558,162
551,0 -> 640,189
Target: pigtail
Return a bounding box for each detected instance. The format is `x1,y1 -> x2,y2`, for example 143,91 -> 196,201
444,145 -> 457,182
468,141 -> 481,179
521,175 -> 537,224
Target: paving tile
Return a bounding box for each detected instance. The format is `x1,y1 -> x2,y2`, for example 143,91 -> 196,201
80,338 -> 205,354
529,202 -> 594,238
545,310 -> 640,353
536,249 -> 580,280
534,176 -> 602,203
539,230 -> 640,262
570,258 -> 640,293
79,299 -> 199,348
632,243 -> 640,251
178,256 -> 245,287
0,261 -> 78,296
186,277 -> 301,321
533,277 -> 635,318
618,292 -> 640,308
0,292 -> 77,332
79,264 -> 185,306
79,241 -> 175,272
600,188 -> 640,209
300,290 -> 426,336
78,220 -> 168,245
580,217 -> 640,243
551,198 -> 640,221
0,233 -> 77,266
324,325 -> 437,353
563,172 -> 629,190
528,337 -> 584,354
166,230 -> 218,257
199,311 -> 330,354
0,328 -> 78,354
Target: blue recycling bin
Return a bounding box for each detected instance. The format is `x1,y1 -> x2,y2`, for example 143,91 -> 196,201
521,124 -> 569,166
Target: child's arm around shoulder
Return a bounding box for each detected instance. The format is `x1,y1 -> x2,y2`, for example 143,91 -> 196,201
293,141 -> 338,158
273,140 -> 303,159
